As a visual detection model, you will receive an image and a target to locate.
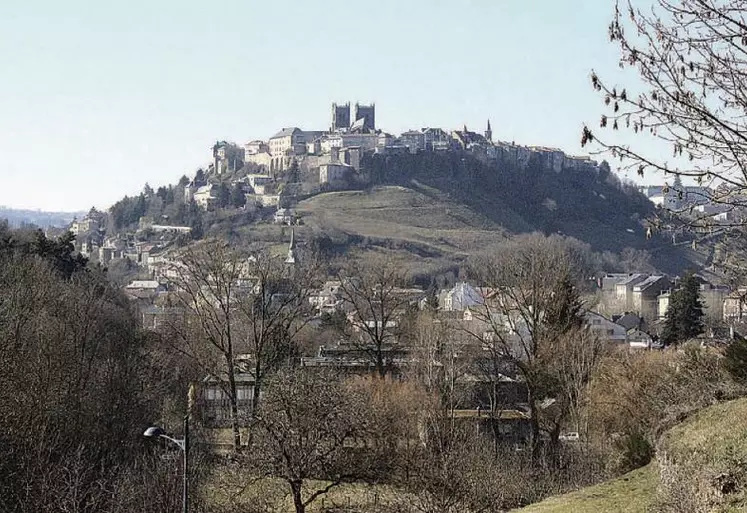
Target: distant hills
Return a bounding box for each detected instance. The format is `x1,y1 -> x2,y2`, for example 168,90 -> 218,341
0,207 -> 84,229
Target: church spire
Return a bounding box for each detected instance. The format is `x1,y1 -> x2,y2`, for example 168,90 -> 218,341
485,119 -> 492,142
285,228 -> 297,265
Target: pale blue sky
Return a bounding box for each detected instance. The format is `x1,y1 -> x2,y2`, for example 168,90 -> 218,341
0,0 -> 644,211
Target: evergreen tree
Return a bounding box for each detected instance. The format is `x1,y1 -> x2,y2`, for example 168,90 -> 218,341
661,273 -> 704,346
231,183 -> 246,208
287,159 -> 300,183
545,273 -> 584,338
217,182 -> 231,209
724,334 -> 747,385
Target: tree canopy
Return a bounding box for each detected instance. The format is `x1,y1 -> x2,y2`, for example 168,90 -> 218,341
661,273 -> 705,346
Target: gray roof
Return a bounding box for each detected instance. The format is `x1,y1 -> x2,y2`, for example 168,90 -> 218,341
634,275 -> 667,291
270,127 -> 301,139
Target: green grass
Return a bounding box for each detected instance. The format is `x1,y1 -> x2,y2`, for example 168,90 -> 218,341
296,185 -> 508,257
659,398 -> 747,466
510,464 -> 657,513
512,399 -> 747,513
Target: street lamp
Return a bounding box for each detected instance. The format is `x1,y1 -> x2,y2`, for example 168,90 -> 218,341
144,415 -> 189,513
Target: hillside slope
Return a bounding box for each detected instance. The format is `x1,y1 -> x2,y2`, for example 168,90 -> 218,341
513,398 -> 747,513
297,184 -> 509,257
292,151 -> 697,274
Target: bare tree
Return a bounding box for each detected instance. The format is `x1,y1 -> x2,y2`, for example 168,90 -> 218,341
583,1 -> 747,244
336,259 -> 416,378
236,251 -> 319,420
251,368 -> 368,513
468,234 -> 589,462
167,240 -> 247,451
167,240 -> 319,451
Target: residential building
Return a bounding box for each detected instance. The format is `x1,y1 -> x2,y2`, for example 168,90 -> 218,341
632,275 -> 672,321
193,184 -> 217,210
212,141 -> 244,175
124,280 -> 165,301
321,133 -> 379,153
243,139 -> 268,155
584,311 -> 628,343
613,274 -> 650,312
422,127 -> 453,151
440,282 -> 485,312
309,280 -> 343,315
452,125 -> 489,150
319,162 -> 353,185
246,174 -> 273,195
628,328 -> 654,349
724,288 -> 747,322
658,291 -> 672,319
400,130 -> 426,153
273,208 -> 295,225
201,355 -> 257,426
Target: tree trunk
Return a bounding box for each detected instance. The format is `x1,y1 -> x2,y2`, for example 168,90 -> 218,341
290,480 -> 305,513
226,356 -> 242,452
252,359 -> 262,418
528,394 -> 542,465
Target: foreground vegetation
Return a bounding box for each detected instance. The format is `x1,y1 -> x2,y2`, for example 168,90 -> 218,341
512,465 -> 657,513
3,222 -> 747,513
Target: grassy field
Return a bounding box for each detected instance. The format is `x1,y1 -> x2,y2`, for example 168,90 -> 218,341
659,398 -> 747,467
513,398 -> 747,513
296,185 -> 509,258
510,464 -> 657,513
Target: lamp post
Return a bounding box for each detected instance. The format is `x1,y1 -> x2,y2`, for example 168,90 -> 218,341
144,414 -> 189,513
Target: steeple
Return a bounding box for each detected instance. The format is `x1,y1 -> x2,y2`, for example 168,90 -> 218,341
285,228 -> 297,265
485,119 -> 492,142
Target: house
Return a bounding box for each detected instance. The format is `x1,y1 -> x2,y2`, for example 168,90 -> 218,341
584,311 -> 628,343
612,273 -> 650,311
243,139 -> 268,155
125,280 -> 165,301
400,130 -> 426,153
273,208 -> 295,225
267,128 -> 325,173
200,355 -> 257,427
658,291 -> 672,319
628,328 -> 654,349
193,184 -> 217,210
309,280 -> 344,315
422,127 -> 453,151
632,275 -> 671,321
319,162 -> 353,185
440,282 -> 485,312
451,125 -> 489,150
611,312 -> 647,332
724,288 -> 747,322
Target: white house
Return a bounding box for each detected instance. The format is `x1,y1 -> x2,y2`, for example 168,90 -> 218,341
193,184 -> 217,210
584,311 -> 628,343
441,282 -> 485,312
274,208 -> 295,225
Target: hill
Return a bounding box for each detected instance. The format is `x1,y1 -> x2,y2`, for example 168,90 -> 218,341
290,151 -> 698,275
0,206 -> 84,228
99,149 -> 704,278
513,398 -> 747,513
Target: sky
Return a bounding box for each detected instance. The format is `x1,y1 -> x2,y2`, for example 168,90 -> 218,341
0,0 -> 652,212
